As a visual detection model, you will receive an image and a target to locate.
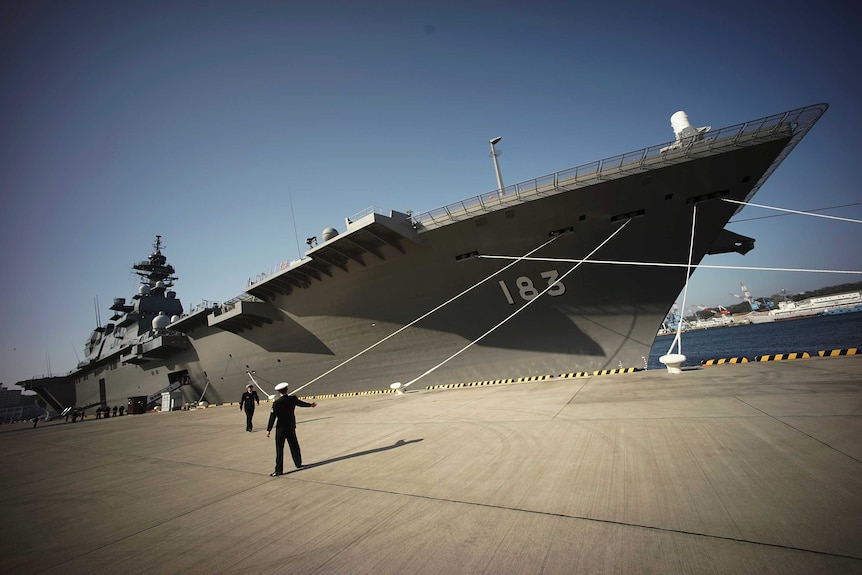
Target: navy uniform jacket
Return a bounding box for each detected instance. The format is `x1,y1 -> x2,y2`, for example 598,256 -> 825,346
240,390 -> 260,411
267,395 -> 313,430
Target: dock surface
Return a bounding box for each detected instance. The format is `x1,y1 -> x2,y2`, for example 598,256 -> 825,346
2,356 -> 861,574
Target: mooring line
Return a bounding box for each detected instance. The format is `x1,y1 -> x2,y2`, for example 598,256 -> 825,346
291,233 -> 564,395
401,220 -> 632,388
723,198 -> 862,224
246,371 -> 276,400
731,201 -> 861,223
665,204 -> 698,358
476,257 -> 861,275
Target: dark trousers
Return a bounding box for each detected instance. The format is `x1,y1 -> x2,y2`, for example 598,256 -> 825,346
274,426 -> 302,473
244,407 -> 255,431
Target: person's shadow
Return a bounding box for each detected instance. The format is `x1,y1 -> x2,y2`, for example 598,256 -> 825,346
286,438 -> 423,473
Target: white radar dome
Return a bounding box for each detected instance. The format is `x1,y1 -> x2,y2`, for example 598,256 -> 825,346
170,315 -> 180,323
138,284 -> 151,295
669,111 -> 711,141
155,280 -> 165,289
661,110 -> 712,153
322,227 -> 339,241
152,311 -> 171,330
670,111 -> 693,137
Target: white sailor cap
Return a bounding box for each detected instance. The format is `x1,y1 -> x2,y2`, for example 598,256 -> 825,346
274,382 -> 289,391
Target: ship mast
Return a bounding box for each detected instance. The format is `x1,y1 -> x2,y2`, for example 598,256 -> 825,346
133,235 -> 178,289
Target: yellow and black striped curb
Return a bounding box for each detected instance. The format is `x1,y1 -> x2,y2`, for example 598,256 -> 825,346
516,374 -> 555,383
592,367 -> 640,376
700,349 -> 858,365
818,348 -> 858,357
701,357 -> 749,366
306,389 -> 397,399
425,370 -> 646,390
755,352 -> 810,362
426,378 -> 516,390
218,390 -> 390,405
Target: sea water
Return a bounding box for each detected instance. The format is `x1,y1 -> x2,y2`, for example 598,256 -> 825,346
647,312 -> 862,369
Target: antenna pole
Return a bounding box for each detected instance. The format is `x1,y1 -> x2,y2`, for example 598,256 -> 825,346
288,186 -> 301,260
489,137 -> 504,195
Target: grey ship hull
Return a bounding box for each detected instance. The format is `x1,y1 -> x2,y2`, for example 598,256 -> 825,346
25,104 -> 828,409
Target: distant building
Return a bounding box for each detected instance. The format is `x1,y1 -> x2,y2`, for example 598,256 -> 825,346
0,384 -> 26,407
0,384 -> 41,423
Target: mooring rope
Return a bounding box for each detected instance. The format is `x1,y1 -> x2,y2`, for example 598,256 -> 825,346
287,198 -> 859,394
665,204 -> 698,358
400,219 -> 632,389
196,378 -> 211,404
246,371 -> 276,400
476,257 -> 861,276
731,202 -> 861,223
723,198 -> 862,224
290,233 -> 565,395
198,354 -> 242,403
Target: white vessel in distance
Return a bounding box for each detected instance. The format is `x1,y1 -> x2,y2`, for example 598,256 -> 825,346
747,291 -> 862,323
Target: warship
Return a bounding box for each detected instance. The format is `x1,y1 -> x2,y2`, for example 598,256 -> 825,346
23,103 -> 828,412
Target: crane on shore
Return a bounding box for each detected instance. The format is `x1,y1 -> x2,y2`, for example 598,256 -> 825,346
729,282 -> 761,311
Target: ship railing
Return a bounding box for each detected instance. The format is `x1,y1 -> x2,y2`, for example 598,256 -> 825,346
247,206 -> 387,288
347,205 -> 386,224
186,300 -> 218,315
210,293 -> 264,316
173,299 -> 226,321
247,257 -> 310,288
409,103 -> 828,229
20,372 -> 72,382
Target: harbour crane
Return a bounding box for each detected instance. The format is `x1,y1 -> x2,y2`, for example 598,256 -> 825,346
729,281 -> 760,311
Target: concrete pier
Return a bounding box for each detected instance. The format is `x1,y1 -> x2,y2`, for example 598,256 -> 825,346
2,356 -> 861,574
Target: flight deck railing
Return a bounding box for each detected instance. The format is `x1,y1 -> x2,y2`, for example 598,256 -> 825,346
347,205 -> 386,224
408,103 -> 828,230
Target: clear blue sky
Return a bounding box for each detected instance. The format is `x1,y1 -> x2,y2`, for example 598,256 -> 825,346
2,0 -> 860,389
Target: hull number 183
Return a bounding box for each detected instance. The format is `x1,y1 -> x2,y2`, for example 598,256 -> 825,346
498,270 -> 566,304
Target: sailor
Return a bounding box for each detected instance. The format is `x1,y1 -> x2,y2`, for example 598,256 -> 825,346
266,382 -> 316,476
239,384 -> 260,432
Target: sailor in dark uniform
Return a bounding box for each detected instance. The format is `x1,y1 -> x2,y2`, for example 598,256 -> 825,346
239,384 -> 260,431
266,382 -> 316,476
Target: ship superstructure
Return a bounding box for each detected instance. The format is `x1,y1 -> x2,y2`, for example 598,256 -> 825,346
23,103 -> 829,411
84,236 -> 186,363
